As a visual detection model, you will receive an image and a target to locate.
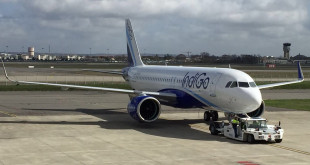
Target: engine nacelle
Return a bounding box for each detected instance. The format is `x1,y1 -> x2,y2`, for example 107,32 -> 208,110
247,101 -> 265,117
127,95 -> 161,122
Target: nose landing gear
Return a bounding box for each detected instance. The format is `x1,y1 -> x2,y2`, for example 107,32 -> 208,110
204,110 -> 218,121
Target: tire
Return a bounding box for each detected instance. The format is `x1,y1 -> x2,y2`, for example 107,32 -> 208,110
204,111 -> 210,121
209,123 -> 218,135
247,134 -> 255,144
210,111 -> 218,121
275,139 -> 282,143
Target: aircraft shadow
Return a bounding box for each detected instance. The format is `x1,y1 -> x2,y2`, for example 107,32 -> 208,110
1,108 -> 242,144
22,108 -> 126,115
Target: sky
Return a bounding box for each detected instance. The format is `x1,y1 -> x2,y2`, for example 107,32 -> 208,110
0,0 -> 309,57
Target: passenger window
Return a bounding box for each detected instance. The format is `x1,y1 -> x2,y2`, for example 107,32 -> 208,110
230,81 -> 238,88
239,82 -> 249,88
249,82 -> 257,87
225,81 -> 232,88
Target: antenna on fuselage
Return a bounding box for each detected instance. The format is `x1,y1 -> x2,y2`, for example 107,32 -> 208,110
228,64 -> 231,68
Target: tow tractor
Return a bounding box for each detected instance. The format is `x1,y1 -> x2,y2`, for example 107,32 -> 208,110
209,117 -> 284,143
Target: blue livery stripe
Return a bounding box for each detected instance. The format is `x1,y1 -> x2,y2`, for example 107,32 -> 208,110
158,88 -> 219,109
183,88 -> 219,108
297,62 -> 303,80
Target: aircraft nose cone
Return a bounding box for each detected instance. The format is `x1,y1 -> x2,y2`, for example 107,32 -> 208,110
240,89 -> 262,112
247,94 -> 261,107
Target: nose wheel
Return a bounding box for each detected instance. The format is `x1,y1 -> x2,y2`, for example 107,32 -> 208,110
204,111 -> 218,121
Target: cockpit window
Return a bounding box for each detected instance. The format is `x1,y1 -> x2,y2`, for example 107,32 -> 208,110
230,81 -> 238,88
238,82 -> 249,88
249,82 -> 257,87
225,81 -> 232,88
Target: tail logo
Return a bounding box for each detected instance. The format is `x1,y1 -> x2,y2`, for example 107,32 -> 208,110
127,24 -> 134,41
125,19 -> 144,67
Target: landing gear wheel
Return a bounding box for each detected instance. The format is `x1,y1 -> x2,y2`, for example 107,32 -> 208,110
247,134 -> 255,144
210,111 -> 218,121
275,139 -> 282,143
204,111 -> 210,121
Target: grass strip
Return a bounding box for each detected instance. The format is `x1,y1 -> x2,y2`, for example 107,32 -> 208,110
264,99 -> 310,111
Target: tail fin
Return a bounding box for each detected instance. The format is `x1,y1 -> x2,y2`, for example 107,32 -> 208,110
126,19 -> 144,67
297,61 -> 304,81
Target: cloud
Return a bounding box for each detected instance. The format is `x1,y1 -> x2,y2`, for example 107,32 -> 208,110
0,0 -> 309,56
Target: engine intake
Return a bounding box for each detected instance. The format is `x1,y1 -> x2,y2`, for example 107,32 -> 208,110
247,101 -> 265,117
127,95 -> 161,122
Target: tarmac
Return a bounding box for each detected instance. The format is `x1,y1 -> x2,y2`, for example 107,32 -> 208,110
0,91 -> 309,165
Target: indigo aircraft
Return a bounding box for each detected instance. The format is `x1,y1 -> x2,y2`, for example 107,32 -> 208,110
2,19 -> 304,123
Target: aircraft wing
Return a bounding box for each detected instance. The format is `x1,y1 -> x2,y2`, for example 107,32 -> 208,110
82,69 -> 123,75
1,61 -> 175,97
257,62 -> 304,89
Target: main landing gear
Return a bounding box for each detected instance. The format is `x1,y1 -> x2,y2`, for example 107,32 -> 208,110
204,111 -> 218,121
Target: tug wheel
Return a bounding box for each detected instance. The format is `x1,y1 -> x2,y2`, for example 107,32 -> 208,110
247,134 -> 255,144
209,123 -> 218,135
275,139 -> 282,143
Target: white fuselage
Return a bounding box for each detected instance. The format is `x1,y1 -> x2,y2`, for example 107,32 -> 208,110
126,65 -> 262,114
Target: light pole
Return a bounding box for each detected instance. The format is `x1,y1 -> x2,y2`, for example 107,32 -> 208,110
89,48 -> 92,56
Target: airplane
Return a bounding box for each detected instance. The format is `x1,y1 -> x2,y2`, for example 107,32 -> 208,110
2,19 -> 304,123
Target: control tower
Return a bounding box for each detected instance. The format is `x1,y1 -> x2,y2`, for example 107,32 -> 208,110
28,47 -> 34,58
283,43 -> 291,59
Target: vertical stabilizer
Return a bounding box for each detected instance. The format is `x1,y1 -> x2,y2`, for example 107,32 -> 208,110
297,62 -> 304,81
126,19 -> 144,67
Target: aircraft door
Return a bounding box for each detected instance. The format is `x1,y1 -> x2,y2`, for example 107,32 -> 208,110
209,73 -> 222,97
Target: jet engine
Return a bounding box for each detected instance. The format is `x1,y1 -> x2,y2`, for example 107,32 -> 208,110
247,101 -> 265,117
127,95 -> 161,122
